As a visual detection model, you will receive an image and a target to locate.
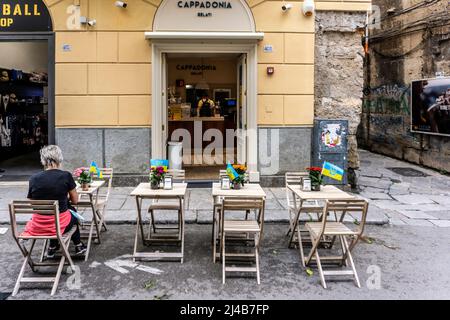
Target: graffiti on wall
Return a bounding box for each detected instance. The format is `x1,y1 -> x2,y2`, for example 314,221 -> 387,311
363,84 -> 411,115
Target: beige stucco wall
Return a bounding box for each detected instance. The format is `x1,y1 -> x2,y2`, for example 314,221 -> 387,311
45,0 -> 370,128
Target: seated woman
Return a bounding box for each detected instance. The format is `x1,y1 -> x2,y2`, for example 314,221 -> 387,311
23,145 -> 86,258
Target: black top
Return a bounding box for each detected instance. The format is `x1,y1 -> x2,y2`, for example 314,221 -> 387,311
199,100 -> 212,117
27,169 -> 77,213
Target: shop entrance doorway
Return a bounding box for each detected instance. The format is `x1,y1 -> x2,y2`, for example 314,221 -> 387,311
163,52 -> 247,180
151,42 -> 259,182
0,37 -> 54,181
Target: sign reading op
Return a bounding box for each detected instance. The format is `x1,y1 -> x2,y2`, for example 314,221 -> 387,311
154,0 -> 255,32
0,0 -> 52,32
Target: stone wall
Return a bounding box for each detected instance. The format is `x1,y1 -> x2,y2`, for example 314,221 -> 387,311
359,0 -> 450,172
314,11 -> 366,174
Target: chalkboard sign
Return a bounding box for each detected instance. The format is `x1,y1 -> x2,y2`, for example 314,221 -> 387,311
0,1 -> 52,32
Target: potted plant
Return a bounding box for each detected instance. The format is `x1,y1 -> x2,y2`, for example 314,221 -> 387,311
306,167 -> 323,191
231,164 -> 247,189
150,166 -> 166,189
74,168 -> 92,191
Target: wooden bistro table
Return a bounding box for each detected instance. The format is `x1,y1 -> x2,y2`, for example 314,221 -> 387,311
130,183 -> 188,263
287,184 -> 356,266
211,183 -> 266,263
76,180 -> 106,261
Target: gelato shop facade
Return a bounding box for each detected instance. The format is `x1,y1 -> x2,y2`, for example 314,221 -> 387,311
0,0 -> 371,185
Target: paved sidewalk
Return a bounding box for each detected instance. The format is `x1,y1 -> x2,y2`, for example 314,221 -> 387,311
0,149 -> 449,227
355,150 -> 450,228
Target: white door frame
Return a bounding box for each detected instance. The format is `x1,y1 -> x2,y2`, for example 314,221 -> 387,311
236,53 -> 247,165
151,41 -> 259,181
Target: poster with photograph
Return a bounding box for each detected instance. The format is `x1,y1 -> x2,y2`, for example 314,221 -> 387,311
411,77 -> 450,136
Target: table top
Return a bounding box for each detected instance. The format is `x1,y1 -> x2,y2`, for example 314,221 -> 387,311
76,180 -> 105,194
287,184 -> 355,200
212,183 -> 266,198
130,182 -> 188,197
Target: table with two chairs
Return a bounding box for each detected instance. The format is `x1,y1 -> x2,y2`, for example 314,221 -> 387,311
285,173 -> 369,288
8,167 -> 114,296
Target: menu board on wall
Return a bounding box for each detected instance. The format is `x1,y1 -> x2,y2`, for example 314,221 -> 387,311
0,0 -> 52,32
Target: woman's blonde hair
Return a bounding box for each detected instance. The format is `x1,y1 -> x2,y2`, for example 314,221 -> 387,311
40,145 -> 64,168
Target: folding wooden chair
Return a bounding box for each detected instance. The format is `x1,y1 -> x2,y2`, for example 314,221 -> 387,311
76,167 -> 113,232
9,200 -> 76,296
216,169 -> 251,217
285,172 -> 307,235
147,169 -> 185,238
92,167 -> 113,231
285,172 -> 322,249
212,170 -> 254,263
220,197 -> 265,284
304,199 -> 369,288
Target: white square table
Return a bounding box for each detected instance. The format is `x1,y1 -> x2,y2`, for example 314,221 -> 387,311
211,183 -> 266,262
130,182 -> 188,263
75,179 -> 105,261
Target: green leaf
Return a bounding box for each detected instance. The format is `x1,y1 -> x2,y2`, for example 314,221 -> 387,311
353,219 -> 361,225
144,279 -> 156,290
362,236 -> 373,244
306,268 -> 314,276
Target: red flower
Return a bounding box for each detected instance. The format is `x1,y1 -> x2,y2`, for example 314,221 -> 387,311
306,167 -> 322,172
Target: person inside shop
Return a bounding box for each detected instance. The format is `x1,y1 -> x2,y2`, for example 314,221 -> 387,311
22,145 -> 87,258
197,94 -> 215,117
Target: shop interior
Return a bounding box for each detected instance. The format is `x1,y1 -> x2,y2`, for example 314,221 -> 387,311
166,53 -> 244,180
0,41 -> 49,180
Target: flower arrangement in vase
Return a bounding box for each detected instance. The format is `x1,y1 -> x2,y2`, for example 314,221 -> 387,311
73,168 -> 92,191
306,167 -> 323,191
150,166 -> 166,189
231,164 -> 247,189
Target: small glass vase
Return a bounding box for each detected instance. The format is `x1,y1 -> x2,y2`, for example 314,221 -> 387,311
150,180 -> 160,190
311,183 -> 321,191
231,181 -> 242,190
81,182 -> 90,191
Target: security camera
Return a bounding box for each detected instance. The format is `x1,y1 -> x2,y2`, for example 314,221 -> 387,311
115,1 -> 127,8
281,3 -> 293,11
79,16 -> 88,24
302,0 -> 315,17
80,16 -> 96,26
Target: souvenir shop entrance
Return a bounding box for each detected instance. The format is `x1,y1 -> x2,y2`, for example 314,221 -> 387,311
0,0 -> 54,179
0,35 -> 55,180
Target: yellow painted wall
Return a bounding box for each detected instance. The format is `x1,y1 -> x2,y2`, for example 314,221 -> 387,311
45,0 -> 370,128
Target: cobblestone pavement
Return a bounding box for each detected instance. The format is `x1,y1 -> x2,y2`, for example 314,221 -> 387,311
355,150 -> 450,228
0,150 -> 449,227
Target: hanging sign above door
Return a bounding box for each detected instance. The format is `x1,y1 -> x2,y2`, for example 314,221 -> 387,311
0,0 -> 52,32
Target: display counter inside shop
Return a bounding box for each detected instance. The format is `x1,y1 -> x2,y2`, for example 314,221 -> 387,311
168,116 -> 232,148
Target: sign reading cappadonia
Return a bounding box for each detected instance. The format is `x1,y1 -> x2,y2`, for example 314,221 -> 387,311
177,1 -> 233,9
0,0 -> 52,32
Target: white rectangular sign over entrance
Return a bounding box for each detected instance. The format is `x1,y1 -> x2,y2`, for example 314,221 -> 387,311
153,0 -> 255,32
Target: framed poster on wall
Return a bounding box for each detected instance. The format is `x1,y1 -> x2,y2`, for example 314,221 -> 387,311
411,77 -> 450,137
